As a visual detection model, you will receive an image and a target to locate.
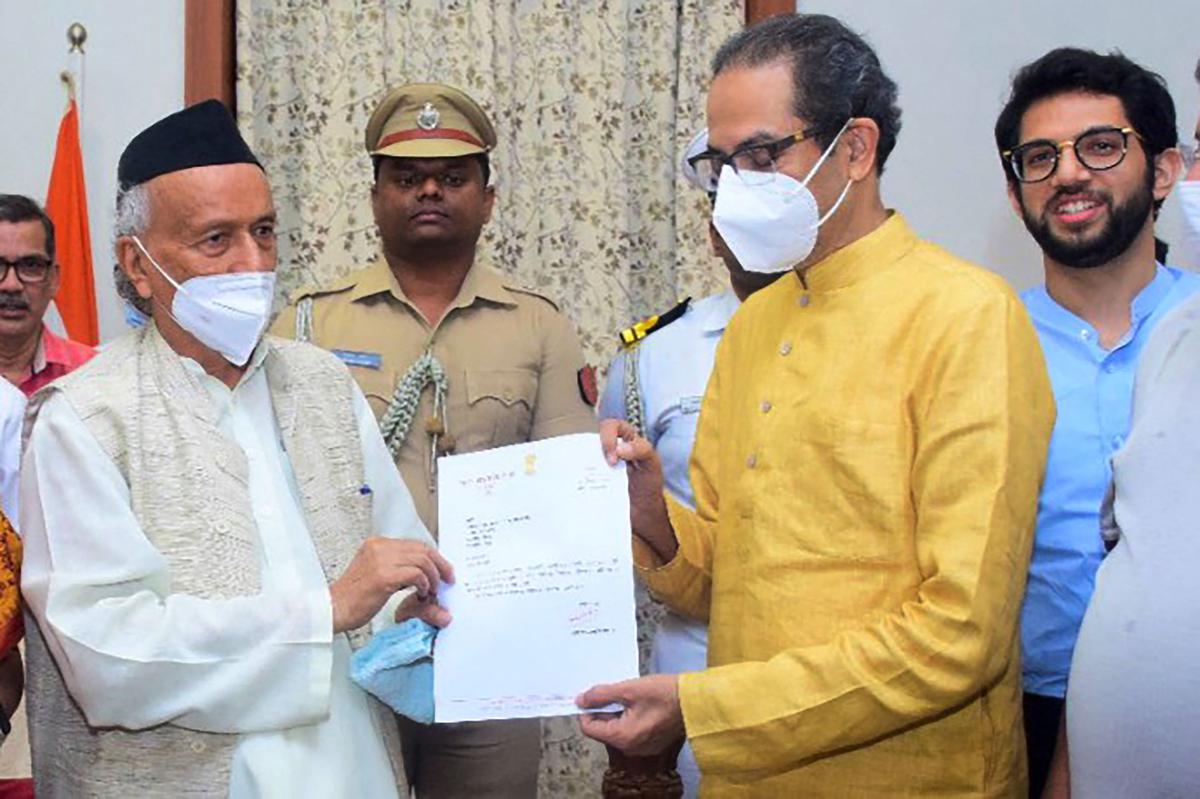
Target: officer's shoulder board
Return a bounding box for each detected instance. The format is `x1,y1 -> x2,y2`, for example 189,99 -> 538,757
617,297 -> 691,349
288,275 -> 356,307
503,284 -> 560,312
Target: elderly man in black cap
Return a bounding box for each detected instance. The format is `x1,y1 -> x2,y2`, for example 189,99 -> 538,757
19,100 -> 451,798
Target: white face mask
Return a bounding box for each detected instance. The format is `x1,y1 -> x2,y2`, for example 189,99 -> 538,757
1178,180 -> 1200,264
712,119 -> 853,274
132,236 -> 276,367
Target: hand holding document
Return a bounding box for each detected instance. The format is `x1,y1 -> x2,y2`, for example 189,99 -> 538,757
433,433 -> 639,723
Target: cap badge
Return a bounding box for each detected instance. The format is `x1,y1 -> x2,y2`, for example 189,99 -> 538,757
416,102 -> 440,131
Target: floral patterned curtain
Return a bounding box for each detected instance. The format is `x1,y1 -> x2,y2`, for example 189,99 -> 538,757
237,0 -> 741,365
236,1 -> 743,794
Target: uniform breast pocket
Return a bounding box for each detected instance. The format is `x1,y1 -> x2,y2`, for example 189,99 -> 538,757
352,369 -> 398,422
464,369 -> 538,448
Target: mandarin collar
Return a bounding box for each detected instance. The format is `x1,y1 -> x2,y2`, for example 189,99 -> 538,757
797,211 -> 916,293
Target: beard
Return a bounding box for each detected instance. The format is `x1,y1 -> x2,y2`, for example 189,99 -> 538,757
1019,171 -> 1154,270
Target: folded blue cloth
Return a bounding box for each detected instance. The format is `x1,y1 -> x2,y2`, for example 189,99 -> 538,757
350,618 -> 438,724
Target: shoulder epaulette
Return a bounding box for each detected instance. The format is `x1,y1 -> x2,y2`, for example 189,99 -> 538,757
503,284 -> 560,312
288,278 -> 355,306
618,297 -> 691,349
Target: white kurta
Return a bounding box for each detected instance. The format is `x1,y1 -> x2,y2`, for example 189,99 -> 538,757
1066,293 -> 1200,796
20,347 -> 432,798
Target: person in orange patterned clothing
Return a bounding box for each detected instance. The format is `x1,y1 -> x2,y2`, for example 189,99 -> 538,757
0,510 -> 23,740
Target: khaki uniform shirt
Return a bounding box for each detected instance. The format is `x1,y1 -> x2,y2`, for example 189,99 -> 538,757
272,258 -> 597,535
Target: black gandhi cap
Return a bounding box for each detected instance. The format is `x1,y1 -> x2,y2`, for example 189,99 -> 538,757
117,99 -> 261,189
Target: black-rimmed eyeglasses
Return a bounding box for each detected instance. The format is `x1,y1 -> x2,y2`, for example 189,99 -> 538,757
0,256 -> 53,284
686,127 -> 822,192
1002,126 -> 1141,183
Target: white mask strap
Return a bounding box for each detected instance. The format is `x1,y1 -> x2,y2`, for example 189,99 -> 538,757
131,236 -> 184,293
818,179 -> 854,226
802,117 -> 854,187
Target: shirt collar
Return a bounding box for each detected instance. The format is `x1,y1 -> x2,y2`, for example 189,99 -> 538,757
1026,263 -> 1176,342
799,211 -> 917,293
31,325 -> 81,375
698,290 -> 740,334
1129,263 -> 1174,325
177,333 -> 270,391
348,256 -> 518,309
31,329 -> 47,375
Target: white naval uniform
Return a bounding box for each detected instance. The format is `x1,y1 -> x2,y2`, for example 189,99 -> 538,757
599,290 -> 739,799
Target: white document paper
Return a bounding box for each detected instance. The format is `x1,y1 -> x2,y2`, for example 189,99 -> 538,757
433,432 -> 639,723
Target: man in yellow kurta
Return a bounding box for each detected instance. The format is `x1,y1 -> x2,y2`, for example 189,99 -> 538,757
578,13 -> 1055,797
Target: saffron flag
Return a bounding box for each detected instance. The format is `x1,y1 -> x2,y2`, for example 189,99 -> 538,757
44,99 -> 98,346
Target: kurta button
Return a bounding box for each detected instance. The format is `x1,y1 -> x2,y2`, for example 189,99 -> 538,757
746,454 -> 757,468
779,342 -> 792,356
797,295 -> 811,307
760,400 -> 772,413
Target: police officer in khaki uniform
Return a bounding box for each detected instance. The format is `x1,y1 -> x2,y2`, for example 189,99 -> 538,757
272,83 -> 596,799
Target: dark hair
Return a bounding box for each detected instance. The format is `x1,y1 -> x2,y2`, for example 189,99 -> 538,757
0,194 -> 55,259
995,48 -> 1177,193
711,13 -> 902,174
1155,236 -> 1169,263
372,153 -> 491,186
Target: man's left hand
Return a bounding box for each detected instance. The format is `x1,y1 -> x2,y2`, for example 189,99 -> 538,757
576,674 -> 685,757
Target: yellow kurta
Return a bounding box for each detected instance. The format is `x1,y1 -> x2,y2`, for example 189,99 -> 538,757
639,214 -> 1054,797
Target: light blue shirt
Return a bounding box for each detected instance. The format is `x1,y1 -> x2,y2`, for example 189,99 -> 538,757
598,291 -> 739,507
1020,264 -> 1200,698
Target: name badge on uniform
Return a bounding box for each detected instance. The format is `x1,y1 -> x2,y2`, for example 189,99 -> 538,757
331,349 -> 383,370
679,395 -> 703,415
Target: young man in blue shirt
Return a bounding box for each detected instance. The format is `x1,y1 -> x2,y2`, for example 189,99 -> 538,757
994,47 -> 1198,797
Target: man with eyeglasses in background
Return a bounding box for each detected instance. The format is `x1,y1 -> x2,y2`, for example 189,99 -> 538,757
0,193 -> 93,787
578,13 -> 1054,796
993,47 -> 1200,798
0,195 -> 94,397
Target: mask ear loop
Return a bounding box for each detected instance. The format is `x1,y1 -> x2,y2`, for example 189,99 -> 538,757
818,179 -> 854,226
130,235 -> 183,324
131,236 -> 184,292
132,235 -> 271,318
801,117 -> 854,188
808,118 -> 856,226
